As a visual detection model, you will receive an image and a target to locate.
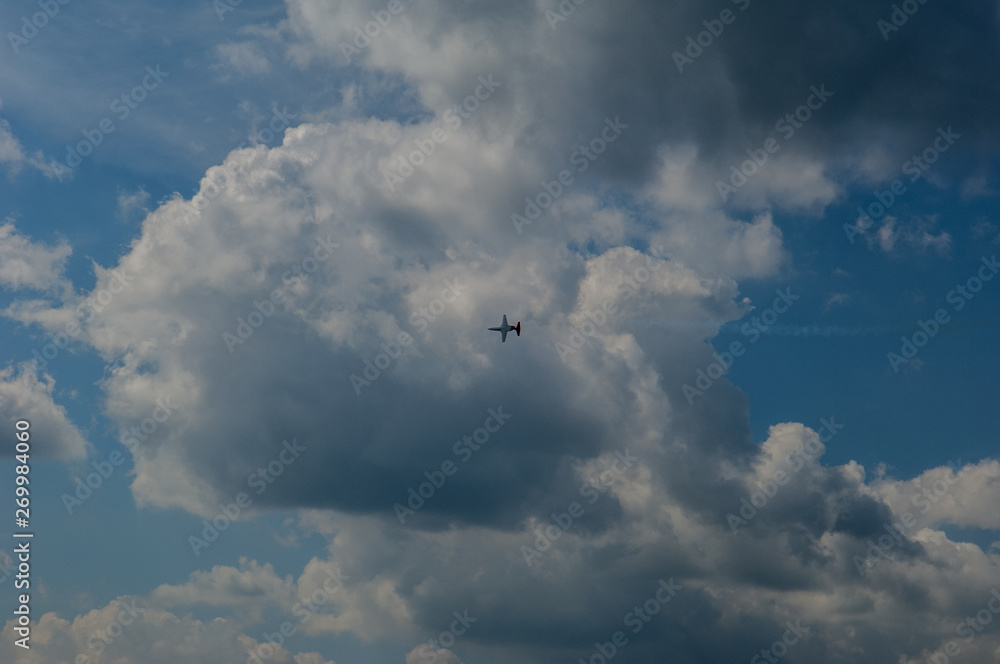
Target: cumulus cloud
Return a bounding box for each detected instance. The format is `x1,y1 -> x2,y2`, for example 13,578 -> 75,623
19,436 -> 1000,664
874,458 -> 1000,531
0,221 -> 72,293
0,367 -> 90,459
0,597 -> 308,664
2,0 -> 998,662
0,107 -> 763,529
151,558 -> 298,625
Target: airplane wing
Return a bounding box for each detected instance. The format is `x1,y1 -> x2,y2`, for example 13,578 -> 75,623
500,329 -> 508,342
502,314 -> 508,326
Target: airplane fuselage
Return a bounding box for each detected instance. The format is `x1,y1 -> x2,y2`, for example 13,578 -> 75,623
488,315 -> 520,342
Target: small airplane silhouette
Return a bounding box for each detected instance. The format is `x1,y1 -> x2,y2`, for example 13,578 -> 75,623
488,314 -> 521,342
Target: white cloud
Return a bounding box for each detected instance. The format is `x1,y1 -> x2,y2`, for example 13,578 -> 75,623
151,557 -> 297,625
215,42 -> 274,78
0,117 -> 66,179
0,102 -> 756,523
406,645 -> 463,664
855,215 -> 953,256
0,597 -> 303,664
117,188 -> 151,223
641,149 -> 787,279
0,118 -> 25,166
295,654 -> 337,664
875,459 -> 1000,531
0,221 -> 72,292
725,151 -> 840,212
149,551 -> 413,643
0,366 -> 89,460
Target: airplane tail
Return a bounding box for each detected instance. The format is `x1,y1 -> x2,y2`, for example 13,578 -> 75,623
515,322 -> 521,336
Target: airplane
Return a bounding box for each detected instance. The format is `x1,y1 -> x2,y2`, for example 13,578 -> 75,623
488,314 -> 521,342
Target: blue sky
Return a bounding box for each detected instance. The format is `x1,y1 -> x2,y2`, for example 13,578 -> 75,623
1,1 -> 1000,663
